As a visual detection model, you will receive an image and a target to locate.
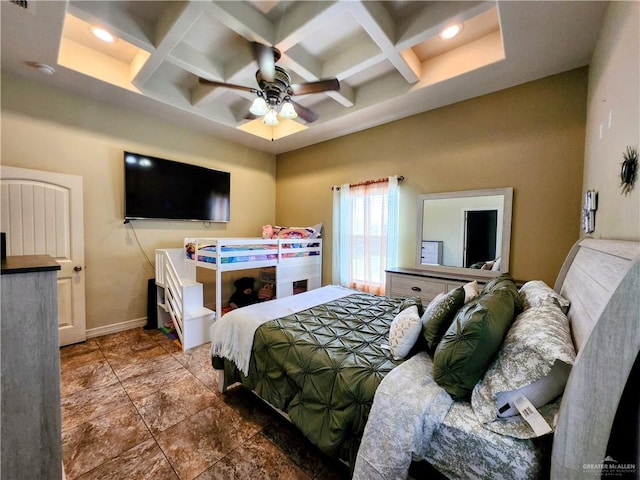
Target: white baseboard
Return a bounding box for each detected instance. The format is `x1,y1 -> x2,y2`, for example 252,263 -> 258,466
86,317 -> 147,339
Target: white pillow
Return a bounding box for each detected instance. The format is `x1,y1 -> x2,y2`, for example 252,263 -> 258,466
388,305 -> 421,360
463,280 -> 480,303
495,360 -> 572,417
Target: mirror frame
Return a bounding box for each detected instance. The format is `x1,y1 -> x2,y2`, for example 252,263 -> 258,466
416,187 -> 513,278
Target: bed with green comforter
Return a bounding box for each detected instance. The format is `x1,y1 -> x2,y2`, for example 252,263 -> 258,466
218,291 -> 421,464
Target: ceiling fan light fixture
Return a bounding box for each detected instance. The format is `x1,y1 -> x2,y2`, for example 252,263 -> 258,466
249,96 -> 269,116
263,109 -> 279,126
439,23 -> 463,40
279,100 -> 298,119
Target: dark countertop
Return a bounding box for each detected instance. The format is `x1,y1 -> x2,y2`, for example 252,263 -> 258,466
386,266 -> 525,286
1,255 -> 61,275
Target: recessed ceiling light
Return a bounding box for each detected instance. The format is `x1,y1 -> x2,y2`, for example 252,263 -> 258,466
90,26 -> 115,43
439,23 -> 463,40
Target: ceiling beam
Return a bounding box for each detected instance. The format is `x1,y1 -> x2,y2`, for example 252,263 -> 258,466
323,37 -> 386,81
346,2 -> 420,84
132,2 -> 208,87
169,43 -> 224,81
272,1 -> 342,51
206,1 -> 275,45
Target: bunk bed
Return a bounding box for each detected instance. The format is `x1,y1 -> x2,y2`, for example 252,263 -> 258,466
154,236 -> 322,350
210,238 -> 639,479
184,237 -> 322,321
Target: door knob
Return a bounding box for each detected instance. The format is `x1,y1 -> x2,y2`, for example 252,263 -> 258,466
74,266 -> 83,272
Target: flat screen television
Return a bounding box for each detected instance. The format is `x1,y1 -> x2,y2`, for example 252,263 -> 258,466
124,151 -> 230,222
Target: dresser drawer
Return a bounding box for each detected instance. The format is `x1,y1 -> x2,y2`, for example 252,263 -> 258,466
386,271 -> 475,305
387,273 -> 448,304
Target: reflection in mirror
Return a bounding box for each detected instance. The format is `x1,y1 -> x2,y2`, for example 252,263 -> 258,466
416,188 -> 513,277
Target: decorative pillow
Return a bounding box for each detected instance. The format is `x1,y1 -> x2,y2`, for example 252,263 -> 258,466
262,223 -> 323,239
471,298 -> 576,439
421,287 -> 465,352
262,225 -> 277,239
482,273 -> 524,313
389,305 -> 422,360
433,288 -> 517,399
463,280 -> 480,303
398,296 -> 423,317
519,280 -> 570,314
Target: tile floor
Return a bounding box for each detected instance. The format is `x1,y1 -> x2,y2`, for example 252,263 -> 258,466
60,327 -> 350,480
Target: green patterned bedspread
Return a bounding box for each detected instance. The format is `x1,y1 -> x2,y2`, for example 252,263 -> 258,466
223,292 -> 421,463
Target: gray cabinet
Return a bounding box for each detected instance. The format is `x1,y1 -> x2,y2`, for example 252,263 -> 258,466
1,255 -> 62,480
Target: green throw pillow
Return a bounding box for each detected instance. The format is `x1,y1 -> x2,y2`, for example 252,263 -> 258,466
396,296 -> 423,317
433,288 -> 517,399
421,287 -> 465,352
482,273 -> 524,313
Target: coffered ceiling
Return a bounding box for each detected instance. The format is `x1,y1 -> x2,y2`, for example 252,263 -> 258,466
1,1 -> 607,154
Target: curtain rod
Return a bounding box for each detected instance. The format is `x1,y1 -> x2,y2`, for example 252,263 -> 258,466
332,175 -> 404,191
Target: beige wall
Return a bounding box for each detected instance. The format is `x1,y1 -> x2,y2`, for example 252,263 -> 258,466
582,1 -> 640,240
276,68 -> 589,287
1,74 -> 276,331
3,3 -> 635,333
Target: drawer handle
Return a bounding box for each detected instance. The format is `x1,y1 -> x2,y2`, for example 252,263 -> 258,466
411,286 -> 422,292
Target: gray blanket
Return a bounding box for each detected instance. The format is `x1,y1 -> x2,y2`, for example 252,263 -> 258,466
353,352 -> 453,480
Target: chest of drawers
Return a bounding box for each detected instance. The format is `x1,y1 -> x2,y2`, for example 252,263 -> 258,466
386,268 -> 486,305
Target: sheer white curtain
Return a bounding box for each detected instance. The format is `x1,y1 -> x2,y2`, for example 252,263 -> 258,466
332,176 -> 399,295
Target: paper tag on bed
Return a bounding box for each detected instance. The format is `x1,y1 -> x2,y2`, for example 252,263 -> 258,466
514,394 -> 553,436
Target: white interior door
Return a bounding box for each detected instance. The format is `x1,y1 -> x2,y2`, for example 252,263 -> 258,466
1,166 -> 86,346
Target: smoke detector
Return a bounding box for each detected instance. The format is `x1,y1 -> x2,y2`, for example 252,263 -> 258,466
34,63 -> 55,75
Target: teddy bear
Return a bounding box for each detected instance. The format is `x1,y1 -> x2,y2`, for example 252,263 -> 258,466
229,276 -> 259,309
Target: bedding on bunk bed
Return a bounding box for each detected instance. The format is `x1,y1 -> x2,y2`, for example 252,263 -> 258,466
185,241 -> 321,264
212,276 -> 575,479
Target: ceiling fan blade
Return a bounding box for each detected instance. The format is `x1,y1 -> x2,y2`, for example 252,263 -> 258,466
251,41 -> 276,83
199,78 -> 257,93
290,100 -> 318,123
289,78 -> 340,96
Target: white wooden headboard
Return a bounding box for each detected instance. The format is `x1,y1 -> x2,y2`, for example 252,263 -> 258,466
551,238 -> 640,479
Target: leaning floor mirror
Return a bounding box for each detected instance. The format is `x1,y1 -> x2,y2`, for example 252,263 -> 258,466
416,187 -> 513,278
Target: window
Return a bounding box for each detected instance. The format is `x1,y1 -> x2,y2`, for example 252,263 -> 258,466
332,176 -> 399,295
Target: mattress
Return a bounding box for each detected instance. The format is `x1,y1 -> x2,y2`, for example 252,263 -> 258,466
221,291 -> 422,463
188,243 -> 319,264
217,288 -> 549,478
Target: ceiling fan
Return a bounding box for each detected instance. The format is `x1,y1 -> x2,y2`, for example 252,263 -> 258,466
199,42 -> 340,124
